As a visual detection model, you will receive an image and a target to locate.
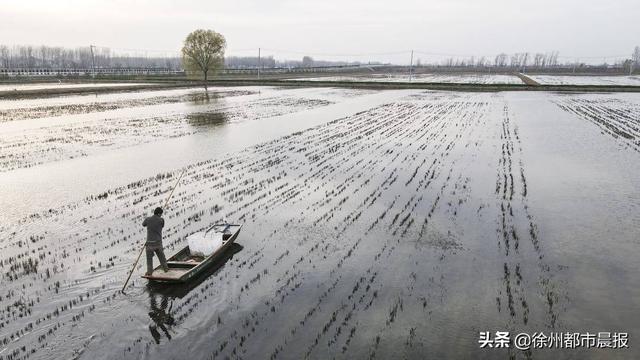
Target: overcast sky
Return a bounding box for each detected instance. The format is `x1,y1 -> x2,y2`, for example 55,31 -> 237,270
2,0 -> 638,64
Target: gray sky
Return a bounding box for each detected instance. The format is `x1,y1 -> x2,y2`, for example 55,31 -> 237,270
2,0 -> 638,64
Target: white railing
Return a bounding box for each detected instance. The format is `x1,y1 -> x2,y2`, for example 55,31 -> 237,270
0,68 -> 185,77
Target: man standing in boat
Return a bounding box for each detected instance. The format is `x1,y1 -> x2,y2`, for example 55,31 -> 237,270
142,207 -> 169,275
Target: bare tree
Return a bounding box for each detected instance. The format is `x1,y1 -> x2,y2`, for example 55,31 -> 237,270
494,53 -> 508,67
181,29 -> 226,83
0,45 -> 9,68
533,53 -> 544,68
510,54 -> 519,68
548,51 -> 559,67
302,56 -> 314,67
633,46 -> 640,65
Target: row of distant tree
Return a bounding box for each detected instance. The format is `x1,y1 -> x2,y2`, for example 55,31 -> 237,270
0,45 -> 181,69
1,44 -> 638,70
433,47 -> 640,69
224,55 -> 363,69
434,52 -> 561,68
0,45 -> 363,70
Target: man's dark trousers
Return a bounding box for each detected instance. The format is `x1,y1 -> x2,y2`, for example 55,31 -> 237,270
146,244 -> 169,274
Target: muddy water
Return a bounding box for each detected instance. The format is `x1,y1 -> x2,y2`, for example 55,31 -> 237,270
0,88 -> 637,360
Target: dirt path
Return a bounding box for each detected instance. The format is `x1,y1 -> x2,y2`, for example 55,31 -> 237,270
516,73 -> 540,86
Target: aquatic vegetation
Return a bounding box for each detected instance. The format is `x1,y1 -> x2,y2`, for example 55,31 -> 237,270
0,88 -> 637,359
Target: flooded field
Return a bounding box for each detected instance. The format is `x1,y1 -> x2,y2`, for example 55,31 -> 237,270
289,73 -> 524,84
0,86 -> 638,360
0,82 -> 157,92
0,87 -> 342,172
528,75 -> 640,86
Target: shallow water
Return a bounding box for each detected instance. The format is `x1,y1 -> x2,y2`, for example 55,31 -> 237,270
0,87 -> 637,360
289,73 -> 524,84
0,86 -> 393,222
0,82 -> 155,92
529,75 -> 640,86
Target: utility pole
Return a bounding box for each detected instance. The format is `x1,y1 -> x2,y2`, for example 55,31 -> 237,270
409,50 -> 414,82
258,47 -> 261,80
89,45 -> 96,78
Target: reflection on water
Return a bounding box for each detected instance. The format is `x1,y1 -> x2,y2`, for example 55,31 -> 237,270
146,244 -> 243,343
188,90 -> 214,105
184,86 -> 227,128
148,293 -> 175,344
186,111 -> 228,128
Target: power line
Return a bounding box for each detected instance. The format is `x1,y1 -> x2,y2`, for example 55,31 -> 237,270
96,45 -> 180,53
556,54 -> 629,59
8,42 -> 634,62
226,48 -> 261,53
414,50 -> 484,57
117,46 -> 635,61
414,50 -> 631,59
260,48 -> 411,57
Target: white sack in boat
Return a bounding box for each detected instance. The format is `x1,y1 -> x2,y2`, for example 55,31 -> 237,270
188,230 -> 223,257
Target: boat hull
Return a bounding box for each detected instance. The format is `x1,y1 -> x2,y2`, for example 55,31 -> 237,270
142,223 -> 242,283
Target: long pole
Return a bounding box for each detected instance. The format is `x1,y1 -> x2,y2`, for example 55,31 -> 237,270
121,169 -> 187,292
409,50 -> 414,82
258,47 -> 261,80
89,45 -> 96,79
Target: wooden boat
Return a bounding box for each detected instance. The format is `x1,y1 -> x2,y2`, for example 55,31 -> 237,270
142,223 -> 242,283
147,243 -> 243,298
